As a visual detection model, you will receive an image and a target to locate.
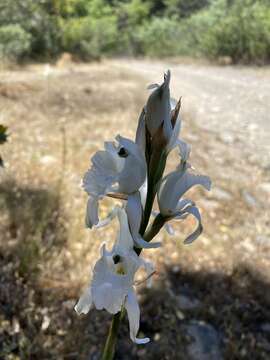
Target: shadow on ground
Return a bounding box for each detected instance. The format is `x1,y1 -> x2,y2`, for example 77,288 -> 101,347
88,265 -> 270,360
1,184 -> 270,360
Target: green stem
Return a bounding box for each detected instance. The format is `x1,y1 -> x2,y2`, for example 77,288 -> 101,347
101,310 -> 124,360
101,145 -> 168,359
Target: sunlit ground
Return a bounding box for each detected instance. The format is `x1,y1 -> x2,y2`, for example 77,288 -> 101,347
0,59 -> 270,359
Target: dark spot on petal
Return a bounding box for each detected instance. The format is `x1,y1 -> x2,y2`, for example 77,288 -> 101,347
113,255 -> 121,264
118,147 -> 128,158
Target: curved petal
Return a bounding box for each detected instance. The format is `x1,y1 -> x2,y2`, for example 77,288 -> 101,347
85,196 -> 99,228
158,169 -> 185,216
134,235 -> 162,249
176,198 -> 195,212
158,170 -> 211,216
75,287 -> 92,315
126,193 -> 161,248
95,206 -> 120,229
180,206 -> 203,244
173,173 -> 211,209
125,288 -> 150,344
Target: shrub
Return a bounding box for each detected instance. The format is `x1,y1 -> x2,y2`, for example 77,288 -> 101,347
61,15 -> 118,60
185,0 -> 270,63
138,17 -> 185,57
0,24 -> 31,62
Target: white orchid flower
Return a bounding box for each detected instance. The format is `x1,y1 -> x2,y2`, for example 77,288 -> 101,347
157,156 -> 211,244
136,70 -> 184,155
75,208 -> 153,344
83,135 -> 147,228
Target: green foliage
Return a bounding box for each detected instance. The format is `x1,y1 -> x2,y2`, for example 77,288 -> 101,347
0,25 -> 31,61
185,0 -> 270,63
164,0 -> 209,18
0,0 -> 269,63
61,12 -> 118,60
138,17 -> 183,57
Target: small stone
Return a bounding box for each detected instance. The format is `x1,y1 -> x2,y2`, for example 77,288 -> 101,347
242,190 -> 257,207
176,310 -> 185,320
219,133 -> 235,144
40,155 -> 57,165
154,333 -> 161,341
41,314 -> 50,331
183,321 -> 223,360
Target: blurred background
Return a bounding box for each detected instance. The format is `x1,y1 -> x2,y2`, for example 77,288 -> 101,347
0,1 -> 270,359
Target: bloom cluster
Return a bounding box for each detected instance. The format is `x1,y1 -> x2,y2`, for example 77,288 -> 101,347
75,70 -> 211,344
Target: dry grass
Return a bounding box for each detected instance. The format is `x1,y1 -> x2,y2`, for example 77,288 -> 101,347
0,60 -> 270,359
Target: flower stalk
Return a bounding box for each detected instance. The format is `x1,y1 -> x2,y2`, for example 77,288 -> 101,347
75,70 -> 211,360
101,310 -> 124,360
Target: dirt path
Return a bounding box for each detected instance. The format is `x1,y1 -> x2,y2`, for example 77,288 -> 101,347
113,59 -> 270,166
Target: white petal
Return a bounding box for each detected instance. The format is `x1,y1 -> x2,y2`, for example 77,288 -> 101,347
116,136 -> 147,194
177,138 -> 191,162
145,70 -> 171,137
166,116 -> 181,153
170,97 -> 177,110
135,108 -> 146,156
104,141 -> 125,173
176,198 -> 195,212
92,256 -> 131,314
95,206 -> 120,229
181,206 -> 203,244
85,197 -> 99,228
158,170 -> 185,215
158,170 -> 211,216
126,193 -> 161,249
134,235 -> 162,249
75,287 -> 92,315
125,288 -> 150,344
115,207 -> 134,252
139,178 -> 148,210
83,151 -> 119,197
125,192 -> 142,240
173,172 -> 211,204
